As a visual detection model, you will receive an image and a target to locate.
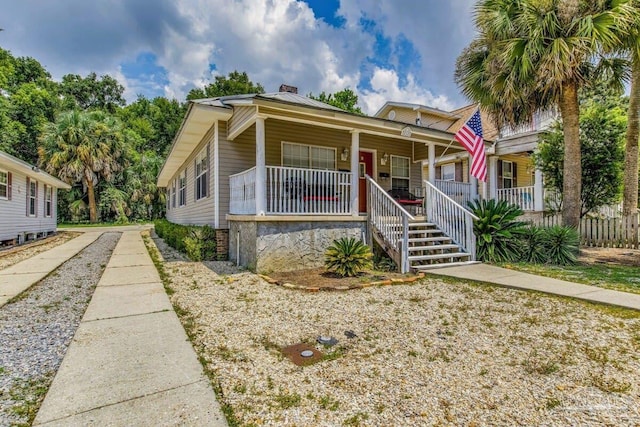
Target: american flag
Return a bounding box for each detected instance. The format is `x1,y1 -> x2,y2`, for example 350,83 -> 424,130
454,108 -> 487,182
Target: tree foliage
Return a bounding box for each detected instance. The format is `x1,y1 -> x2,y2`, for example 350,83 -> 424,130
186,70 -> 264,100
534,87 -> 627,217
60,72 -> 126,112
308,88 -> 363,114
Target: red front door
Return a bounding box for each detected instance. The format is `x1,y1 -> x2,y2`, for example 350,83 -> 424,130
358,151 -> 374,212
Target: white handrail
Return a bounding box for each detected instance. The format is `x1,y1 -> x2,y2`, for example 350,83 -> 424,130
366,175 -> 414,273
424,180 -> 478,260
434,180 -> 474,208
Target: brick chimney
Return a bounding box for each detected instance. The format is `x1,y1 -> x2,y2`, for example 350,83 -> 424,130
279,84 -> 298,94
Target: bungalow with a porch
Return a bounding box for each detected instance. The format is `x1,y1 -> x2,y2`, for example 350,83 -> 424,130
156,87 -> 477,273
0,150 -> 71,246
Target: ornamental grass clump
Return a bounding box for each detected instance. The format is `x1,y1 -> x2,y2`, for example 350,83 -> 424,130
324,237 -> 372,277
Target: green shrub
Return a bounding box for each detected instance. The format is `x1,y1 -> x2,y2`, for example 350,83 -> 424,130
154,220 -> 217,261
541,225 -> 579,265
521,225 -> 548,264
468,199 -> 527,263
325,237 -> 372,277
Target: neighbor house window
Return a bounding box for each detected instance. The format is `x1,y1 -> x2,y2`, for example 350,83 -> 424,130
195,146 -> 208,200
27,178 -> 37,216
171,179 -> 177,208
502,160 -> 514,189
0,170 -> 8,199
45,185 -> 52,217
282,142 -> 336,170
441,163 -> 455,181
179,170 -> 186,206
391,155 -> 410,190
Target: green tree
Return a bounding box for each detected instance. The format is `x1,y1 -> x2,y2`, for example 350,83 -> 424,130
534,90 -> 627,216
39,110 -> 126,222
455,0 -> 637,228
186,70 -> 264,100
60,72 -> 126,112
308,88 -> 364,114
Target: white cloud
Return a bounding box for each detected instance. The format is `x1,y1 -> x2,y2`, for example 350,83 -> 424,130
359,67 -> 453,115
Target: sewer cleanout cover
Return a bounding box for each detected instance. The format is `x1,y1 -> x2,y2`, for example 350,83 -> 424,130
281,343 -> 324,366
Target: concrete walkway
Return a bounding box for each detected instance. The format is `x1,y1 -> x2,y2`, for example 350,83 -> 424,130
427,263 -> 640,311
0,232 -> 102,307
33,230 -> 227,426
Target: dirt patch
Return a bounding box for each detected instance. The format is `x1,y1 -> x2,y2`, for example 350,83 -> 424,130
579,247 -> 640,267
266,267 -> 417,290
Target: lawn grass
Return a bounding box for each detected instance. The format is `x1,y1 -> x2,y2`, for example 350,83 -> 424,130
498,262 -> 640,295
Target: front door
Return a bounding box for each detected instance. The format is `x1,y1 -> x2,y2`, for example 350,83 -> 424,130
358,151 -> 374,212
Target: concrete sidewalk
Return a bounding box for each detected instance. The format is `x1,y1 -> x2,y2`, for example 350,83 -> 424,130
427,263 -> 640,311
33,230 -> 227,426
0,232 -> 102,307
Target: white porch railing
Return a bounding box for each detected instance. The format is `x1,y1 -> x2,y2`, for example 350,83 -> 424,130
367,176 -> 415,273
497,186 -> 535,211
434,180 -> 474,208
424,180 -> 478,259
499,109 -> 557,138
229,166 -> 352,215
229,167 -> 257,214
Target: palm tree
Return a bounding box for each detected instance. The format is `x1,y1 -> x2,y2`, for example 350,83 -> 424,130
39,110 -> 125,222
456,0 -> 637,228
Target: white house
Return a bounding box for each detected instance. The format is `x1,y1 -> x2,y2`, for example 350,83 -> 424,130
0,150 -> 71,245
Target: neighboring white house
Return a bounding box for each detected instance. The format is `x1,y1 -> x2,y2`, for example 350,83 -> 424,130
0,150 -> 71,244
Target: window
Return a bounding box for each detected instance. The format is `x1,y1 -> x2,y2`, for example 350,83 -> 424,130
195,147 -> 208,200
391,155 -> 410,190
282,142 -> 336,170
45,185 -> 52,217
27,178 -> 37,216
441,163 -> 455,181
179,171 -> 186,206
171,179 -> 177,208
0,170 -> 7,199
502,160 -> 513,189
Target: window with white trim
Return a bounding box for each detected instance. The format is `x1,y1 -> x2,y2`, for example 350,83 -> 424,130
0,170 -> 7,199
391,155 -> 410,190
28,179 -> 37,216
441,163 -> 455,181
171,179 -> 177,208
178,170 -> 186,206
282,142 -> 336,170
45,185 -> 52,217
195,148 -> 208,200
502,160 -> 513,189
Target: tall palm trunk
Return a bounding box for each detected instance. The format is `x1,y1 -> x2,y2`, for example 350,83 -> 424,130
559,80 -> 582,228
86,179 -> 98,223
623,59 -> 640,215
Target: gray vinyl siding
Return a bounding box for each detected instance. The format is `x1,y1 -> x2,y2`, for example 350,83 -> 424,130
218,121 -> 256,228
0,167 -> 58,241
165,124 -> 217,226
227,106 -> 256,138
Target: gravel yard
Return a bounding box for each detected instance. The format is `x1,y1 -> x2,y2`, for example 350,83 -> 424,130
0,232 -> 119,426
160,257 -> 640,426
0,232 -> 80,271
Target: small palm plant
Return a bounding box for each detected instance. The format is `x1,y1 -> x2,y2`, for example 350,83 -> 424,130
542,226 -> 579,265
468,199 -> 527,263
324,237 -> 372,277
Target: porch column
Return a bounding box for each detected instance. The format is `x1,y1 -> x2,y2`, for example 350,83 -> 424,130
255,116 -> 267,215
427,143 -> 436,184
350,130 -> 360,216
488,156 -> 498,199
534,168 -> 544,211
470,177 -> 479,201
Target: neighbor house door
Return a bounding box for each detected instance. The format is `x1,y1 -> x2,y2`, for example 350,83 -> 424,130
358,151 -> 374,212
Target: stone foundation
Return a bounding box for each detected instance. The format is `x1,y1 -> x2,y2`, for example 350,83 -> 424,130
229,217 -> 367,273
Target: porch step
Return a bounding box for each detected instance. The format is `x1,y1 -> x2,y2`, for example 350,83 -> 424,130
408,252 -> 471,262
408,244 -> 460,252
412,261 -> 480,271
407,229 -> 442,236
408,222 -> 436,227
408,236 -> 452,244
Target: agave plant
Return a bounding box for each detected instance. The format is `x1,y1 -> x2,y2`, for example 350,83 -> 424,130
468,199 -> 527,263
324,237 -> 372,277
542,226 -> 580,265
521,225 -> 548,264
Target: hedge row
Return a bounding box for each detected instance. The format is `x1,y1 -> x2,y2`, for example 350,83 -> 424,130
154,219 -> 217,261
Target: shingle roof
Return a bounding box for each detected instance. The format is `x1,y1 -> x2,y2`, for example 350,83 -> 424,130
448,104 -> 500,142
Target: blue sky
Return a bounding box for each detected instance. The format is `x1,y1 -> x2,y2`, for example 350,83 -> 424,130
0,0 -> 477,114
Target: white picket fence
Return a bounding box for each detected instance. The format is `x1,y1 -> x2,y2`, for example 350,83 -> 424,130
536,214 -> 639,249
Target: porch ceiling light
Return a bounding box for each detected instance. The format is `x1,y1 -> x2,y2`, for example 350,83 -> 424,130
381,153 -> 389,165
341,147 -> 349,161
